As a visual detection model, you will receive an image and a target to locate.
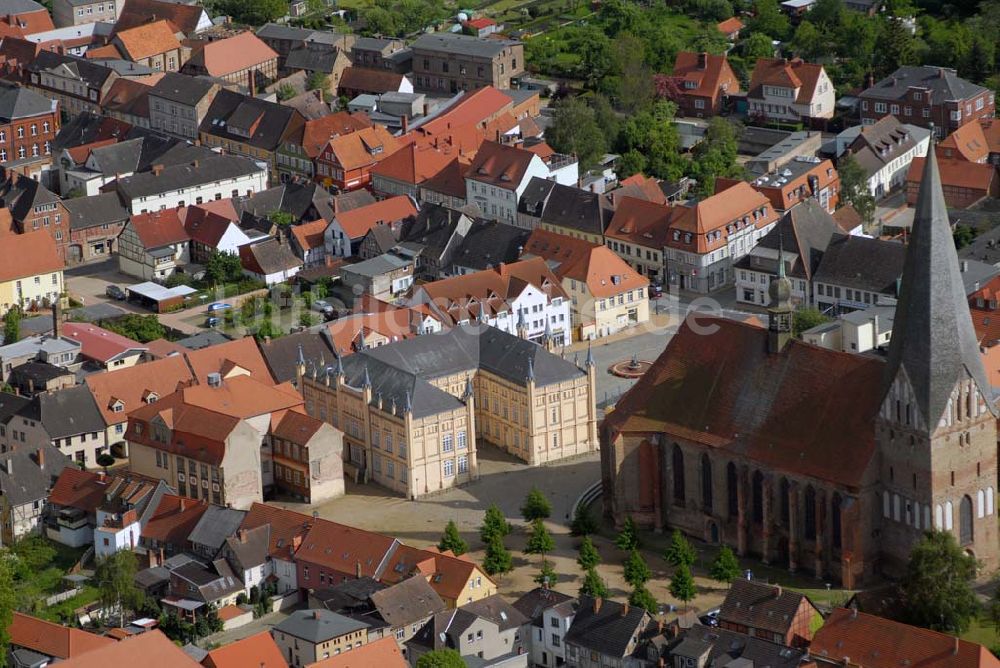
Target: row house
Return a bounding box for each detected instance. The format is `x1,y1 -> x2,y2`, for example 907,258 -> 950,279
0,0 -> 54,36
349,36 -> 410,73
25,51 -> 119,117
324,194 -> 418,258
721,156 -> 840,215
0,445 -> 71,544
52,0 -> 120,27
0,230 -> 63,316
181,30 -> 279,90
114,0 -> 212,38
834,115 -> 930,199
860,66 -> 995,136
671,51 -> 741,118
906,156 -> 999,209
62,191 -> 129,263
465,141 -> 553,225
0,80 -> 59,166
410,33 -> 523,93
938,118 -> 1000,165
148,72 -> 219,141
747,57 -> 835,126
604,196 -> 673,284
370,143 -> 454,199
315,125 -> 402,192
0,170 -> 72,260
276,111 -> 372,183
666,181 -> 780,293
109,19 -> 187,71
255,23 -> 355,76
117,207 -> 191,280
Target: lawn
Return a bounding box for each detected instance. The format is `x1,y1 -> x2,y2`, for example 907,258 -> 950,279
9,536 -> 91,620
963,615 -> 1000,650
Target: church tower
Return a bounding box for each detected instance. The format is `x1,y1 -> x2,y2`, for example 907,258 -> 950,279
767,242 -> 793,354
877,146 -> 999,573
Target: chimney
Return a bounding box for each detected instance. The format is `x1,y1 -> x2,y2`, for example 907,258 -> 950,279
179,498 -> 186,511
247,68 -> 257,97
151,164 -> 164,176
313,610 -> 321,620
593,597 -> 602,614
238,529 -> 247,543
52,301 -> 63,338
953,637 -> 960,656
961,260 -> 969,272
207,372 -> 222,387
401,114 -> 409,134
622,601 -> 629,617
775,585 -> 782,597
355,560 -> 362,578
698,51 -> 708,69
36,448 -> 44,470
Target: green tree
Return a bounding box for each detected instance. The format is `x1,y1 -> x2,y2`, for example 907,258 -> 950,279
629,584 -> 659,614
874,16 -> 919,78
438,520 -> 468,556
100,314 -> 166,343
96,453 -> 115,471
989,580 -> 1000,632
0,551 -> 15,665
525,519 -> 555,557
709,546 -> 741,584
306,71 -> 329,92
689,117 -> 743,196
580,567 -> 609,598
612,33 -> 653,112
954,224 -> 978,250
623,548 -> 652,587
269,210 -> 295,227
416,648 -> 466,668
669,563 -> 697,609
577,536 -> 601,570
571,503 -> 599,536
521,488 -> 553,521
793,307 -> 831,337
740,32 -> 776,60
615,516 -> 640,551
480,504 -> 511,544
748,0 -> 790,40
837,153 -> 875,228
276,84 -> 296,101
217,0 -> 286,25
535,560 -> 558,587
790,20 -> 825,60
482,535 -> 513,578
95,550 -> 144,625
663,529 -> 696,568
205,250 -> 243,285
546,97 -> 609,172
901,531 -> 979,633
2,307 -> 20,344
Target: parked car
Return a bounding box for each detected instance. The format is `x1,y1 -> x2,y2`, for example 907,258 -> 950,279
648,283 -> 663,298
312,299 -> 335,320
207,302 -> 232,312
205,316 -> 220,328
106,285 -> 126,300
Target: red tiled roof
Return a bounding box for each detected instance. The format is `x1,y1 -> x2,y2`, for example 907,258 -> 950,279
467,17 -> 496,28
180,206 -> 237,247
811,608 -> 1000,668
323,125 -> 401,172
334,195 -> 417,240
115,0 -> 204,35
297,112 -> 372,159
55,630 -> 202,668
371,143 -> 453,186
290,219 -> 328,251
466,140 -> 538,191
420,157 -> 469,199
750,57 -> 824,105
184,336 -> 275,383
522,228 -> 648,298
10,612 -> 114,659
270,408 -> 324,444
605,196 -> 675,249
717,16 -> 744,33
672,51 -> 739,103
185,31 -> 277,78
339,66 -> 407,95
130,207 -> 189,249
48,469 -> 159,512
938,121 -> 990,163
907,157 -> 997,193
84,354 -> 194,425
0,231 -> 62,282
141,494 -> 208,546
113,20 -> 180,61
305,636 -> 407,668
296,517 -> 398,578
204,631 -> 285,668
63,322 -> 146,364
240,502 -> 312,559
669,181 -> 776,253
1,8 -> 53,36
85,43 -> 124,60
614,173 -> 668,205
380,544 -> 493,601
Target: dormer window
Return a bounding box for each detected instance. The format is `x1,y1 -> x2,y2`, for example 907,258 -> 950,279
673,230 -> 680,241
111,400 -> 124,413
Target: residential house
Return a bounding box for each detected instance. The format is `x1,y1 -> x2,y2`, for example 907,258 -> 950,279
290,219 -> 329,267
203,631 -> 287,668
722,156 -> 840,214
0,80 -> 59,166
811,234 -> 906,313
182,204 -> 255,263
239,237 -> 303,285
24,51 -> 119,116
834,115 -> 930,199
349,36 -> 410,73
718,579 -> 822,647
410,33 -> 523,93
367,203 -> 472,278
449,219 -> 530,276
62,321 -> 144,370
0,171 -> 71,260
325,195 -> 417,257
407,594 -> 529,665
410,257 -> 571,344
109,20 -> 186,71
665,181 -> 780,292
660,624 -> 808,668
200,89 -> 305,180
254,24 -> 355,76
340,250 -> 415,301
860,65 -> 995,135
0,0 -> 54,36
182,31 -> 279,89
747,57 -> 835,125
117,207 -> 191,280
107,154 -> 268,214
717,16 -> 744,39
522,229 -> 650,340
520,178 -> 611,244
139,493 -> 208,556
148,72 -> 220,140
164,556 -> 243,613
99,77 -> 153,129
603,196 -> 673,283
126,373 -> 344,509
938,117 -> 1000,165
0,444 -> 70,543
671,51 -> 741,117
232,502 -> 310,595
0,316 -> 81,383
465,141 -> 549,224
563,597 -> 651,668
300,325 -> 597,490
114,0 -> 212,37
63,191 -> 129,262
0,230 -> 63,316
188,504 -> 246,561
8,613 -> 114,665
337,67 -> 413,99
315,125 -> 402,192
360,576 -> 445,644
276,111 -> 372,182
49,629 -> 203,667
512,588 -> 576,668
53,0 -> 120,27
371,143 -> 453,199
4,385 -> 109,467
8,362 -> 75,396
734,198 -> 846,307
306,636 -> 407,668
284,41 -> 352,96
906,156 -> 999,209
273,609 -> 371,667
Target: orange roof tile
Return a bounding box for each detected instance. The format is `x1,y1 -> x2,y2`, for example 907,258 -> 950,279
113,20 -> 180,61
907,157 -> 997,193
605,196 -> 675,249
466,140 -> 538,191
84,354 -> 194,426
1,8 -> 53,36
717,16 -> 744,33
203,631 -> 285,668
305,636 -> 407,668
522,228 -> 648,298
379,544 -> 493,601
141,494 -> 208,546
614,173 -> 668,205
811,609 -> 1000,668
323,125 -> 401,172
296,517 -> 398,579
371,143 -> 454,186
668,181 -> 776,254
270,408 -> 324,444
240,502 -> 313,559
0,230 -> 62,282
56,630 -> 201,668
130,207 -> 189,249
750,58 -> 824,105
10,613 -> 114,660
334,195 -> 417,239
339,66 -> 407,95
297,112 -> 372,159
672,51 -> 740,103
938,121 -> 990,163
186,31 -> 277,78
63,322 -> 145,365
183,336 -> 275,383
290,219 -> 328,251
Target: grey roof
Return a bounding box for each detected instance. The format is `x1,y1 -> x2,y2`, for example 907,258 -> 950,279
959,259 -> 1000,296
188,505 -> 247,553
275,609 -> 370,643
736,199 -> 845,281
511,587 -> 574,626
236,180 -> 336,223
847,117 -> 928,176
0,0 -> 45,12
256,23 -> 315,41
397,203 -> 470,262
862,65 -> 989,103
17,385 -> 106,439
338,352 -> 464,419
352,37 -> 400,52
0,81 -> 53,122
27,51 -> 117,89
519,177 -> 555,216
285,42 -> 344,73
201,89 -> 300,153
461,594 -> 529,632
0,444 -> 71,507
113,154 -> 264,200
148,72 -> 216,106
883,146 -> 997,425
259,327 -> 336,384
224,524 -> 269,572
0,172 -> 60,225
0,393 -> 30,425
409,608 -> 481,651
563,596 -> 648,657
369,575 -> 445,627
174,330 -> 232,350
242,238 -> 302,275
312,576 -> 386,612
180,644 -> 208,663
9,361 -> 74,385
813,235 -> 906,294
411,32 -> 520,59
452,220 -> 530,271
341,252 -> 412,278
64,192 -> 129,230
668,624 -> 805,668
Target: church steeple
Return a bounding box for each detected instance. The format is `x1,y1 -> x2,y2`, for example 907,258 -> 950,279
883,145 -> 997,426
767,235 -> 793,354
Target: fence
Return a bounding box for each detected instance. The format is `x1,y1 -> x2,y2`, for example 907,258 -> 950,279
45,588 -> 81,607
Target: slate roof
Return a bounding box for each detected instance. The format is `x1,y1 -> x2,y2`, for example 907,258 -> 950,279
369,575 -> 446,627
113,154 -> 263,200
511,587 -> 574,626
847,116 -> 927,176
813,235 -> 905,294
312,576 -> 386,612
285,42 -> 345,73
64,192 -> 129,230
201,89 -> 301,153
274,609 -> 370,643
239,238 -> 302,276
461,594 -> 529,631
0,80 -> 53,121
884,145 -> 997,424
17,385 -> 106,439
149,72 -> 216,105
862,65 -> 989,103
258,327 -> 336,384
719,580 -> 813,635
670,624 -> 806,668
411,32 -> 520,59
735,199 -> 846,281
452,219 -> 530,271
188,505 -> 247,554
224,524 -> 270,572
0,444 -> 70,506
564,596 -> 648,658
26,51 -> 116,89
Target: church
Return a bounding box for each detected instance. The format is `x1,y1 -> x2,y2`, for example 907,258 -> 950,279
600,147 -> 999,587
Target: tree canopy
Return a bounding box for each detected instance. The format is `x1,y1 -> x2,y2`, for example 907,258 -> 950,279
521,488 -> 553,521
438,520 -> 468,556
416,649 -> 466,668
664,530 -> 697,568
901,531 -> 980,633
709,546 -> 741,584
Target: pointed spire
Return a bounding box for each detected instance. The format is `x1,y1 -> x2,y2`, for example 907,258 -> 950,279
543,319 -> 552,341
884,143 -> 997,420
404,390 -> 412,414
319,351 -> 325,368
777,230 -> 787,280
574,352 -> 580,368
336,351 -> 344,377
358,328 -> 367,351
527,356 -> 535,382
296,343 -> 305,366
463,375 -> 474,400
585,342 -> 595,368
362,364 -> 371,389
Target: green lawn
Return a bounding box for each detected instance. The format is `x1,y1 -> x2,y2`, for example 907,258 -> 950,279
9,536 -> 91,621
963,615 -> 1000,650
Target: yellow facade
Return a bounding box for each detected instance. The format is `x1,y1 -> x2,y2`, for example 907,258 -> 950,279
0,270 -> 64,317
540,221 -> 604,245
564,278 -> 651,340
